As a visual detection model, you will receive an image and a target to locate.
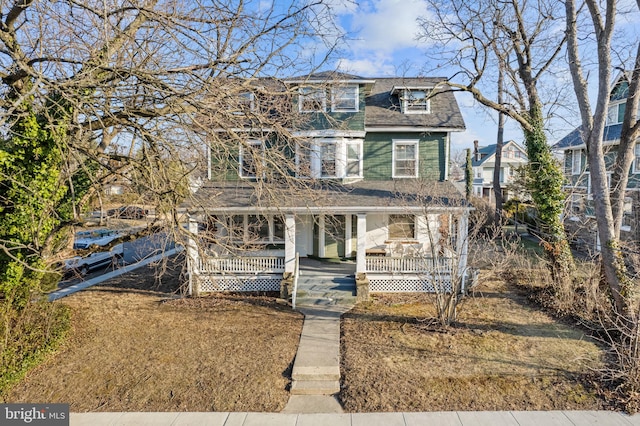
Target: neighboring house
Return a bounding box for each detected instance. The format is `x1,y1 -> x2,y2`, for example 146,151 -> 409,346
183,72 -> 472,296
472,140 -> 528,201
554,73 -> 640,252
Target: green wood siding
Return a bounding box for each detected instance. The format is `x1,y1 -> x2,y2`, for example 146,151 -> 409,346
294,86 -> 366,132
363,132 -> 447,180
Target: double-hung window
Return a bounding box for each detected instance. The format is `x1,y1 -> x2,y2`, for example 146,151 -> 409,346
346,141 -> 362,177
404,90 -> 430,114
393,140 -> 418,178
634,143 -> 640,173
331,85 -> 358,112
606,102 -> 625,125
238,92 -> 255,114
320,142 -> 336,177
299,87 -> 326,112
240,139 -> 264,178
571,149 -> 582,175
388,214 -> 415,240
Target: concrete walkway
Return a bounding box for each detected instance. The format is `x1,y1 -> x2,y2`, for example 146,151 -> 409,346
69,410 -> 640,425
283,259 -> 356,413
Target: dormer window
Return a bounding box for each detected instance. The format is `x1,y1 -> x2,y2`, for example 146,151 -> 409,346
331,85 -> 358,112
404,90 -> 430,113
299,86 -> 326,112
391,85 -> 433,115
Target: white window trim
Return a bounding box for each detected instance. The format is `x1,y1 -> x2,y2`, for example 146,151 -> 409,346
345,140 -> 363,178
392,140 -> 419,178
401,89 -> 431,115
239,139 -> 264,179
388,214 -> 417,240
296,138 -> 363,179
606,101 -> 624,125
331,85 -> 359,113
239,92 -> 255,114
571,149 -> 582,175
319,141 -> 337,178
228,214 -> 284,243
298,86 -> 326,113
633,143 -> 640,174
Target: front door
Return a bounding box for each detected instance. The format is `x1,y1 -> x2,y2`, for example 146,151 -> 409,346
313,215 -> 346,258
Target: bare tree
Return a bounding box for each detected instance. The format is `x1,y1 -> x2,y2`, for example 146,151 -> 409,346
419,0 -> 575,297
564,0 -> 640,317
0,0 -> 343,265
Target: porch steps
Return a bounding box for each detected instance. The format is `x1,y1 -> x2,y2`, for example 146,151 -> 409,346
294,275 -> 356,306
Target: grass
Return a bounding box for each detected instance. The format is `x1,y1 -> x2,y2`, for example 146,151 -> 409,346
4,254 -> 611,412
340,277 -> 606,412
4,258 -> 303,412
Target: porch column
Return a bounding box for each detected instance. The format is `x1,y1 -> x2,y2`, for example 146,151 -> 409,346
345,215 -> 353,258
187,216 -> 200,296
457,212 -> 469,280
356,213 -> 367,274
285,214 -> 296,273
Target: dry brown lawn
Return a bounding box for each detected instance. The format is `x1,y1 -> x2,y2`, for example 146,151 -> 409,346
340,277 -> 606,412
6,259 -> 303,412
7,257 -> 610,413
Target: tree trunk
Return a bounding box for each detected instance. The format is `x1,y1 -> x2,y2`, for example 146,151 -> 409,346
493,66 -> 505,228
524,105 -> 575,298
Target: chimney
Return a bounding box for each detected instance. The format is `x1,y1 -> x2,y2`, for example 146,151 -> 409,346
473,140 -> 479,160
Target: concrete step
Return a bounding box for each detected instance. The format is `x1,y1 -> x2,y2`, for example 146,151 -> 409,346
290,380 -> 340,395
295,296 -> 357,306
292,365 -> 341,381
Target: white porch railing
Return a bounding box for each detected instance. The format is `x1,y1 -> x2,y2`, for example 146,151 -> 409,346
198,256 -> 285,274
365,256 -> 454,274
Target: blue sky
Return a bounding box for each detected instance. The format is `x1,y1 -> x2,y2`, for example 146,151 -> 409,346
320,0 -> 640,155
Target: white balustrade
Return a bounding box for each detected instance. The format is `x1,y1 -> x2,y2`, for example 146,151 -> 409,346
365,256 -> 454,274
198,256 -> 285,274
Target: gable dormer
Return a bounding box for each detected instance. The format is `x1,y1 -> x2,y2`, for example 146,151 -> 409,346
391,86 -> 433,114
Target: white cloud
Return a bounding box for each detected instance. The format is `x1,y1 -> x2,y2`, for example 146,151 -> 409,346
346,0 -> 430,54
337,56 -> 396,76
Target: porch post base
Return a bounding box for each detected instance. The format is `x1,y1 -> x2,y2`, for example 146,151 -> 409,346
355,272 -> 370,303
280,272 -> 294,301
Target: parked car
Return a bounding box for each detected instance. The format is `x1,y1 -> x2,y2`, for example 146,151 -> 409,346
73,229 -> 121,249
63,244 -> 124,278
107,206 -> 148,219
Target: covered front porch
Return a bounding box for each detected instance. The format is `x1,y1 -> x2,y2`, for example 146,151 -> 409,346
185,210 -> 469,295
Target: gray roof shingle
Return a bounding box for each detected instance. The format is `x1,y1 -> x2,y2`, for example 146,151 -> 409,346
365,78 -> 465,130
187,180 -> 469,212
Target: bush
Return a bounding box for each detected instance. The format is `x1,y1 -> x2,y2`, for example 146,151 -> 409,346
0,299 -> 70,396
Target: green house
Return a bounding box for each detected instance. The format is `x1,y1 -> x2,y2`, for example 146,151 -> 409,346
185,72 -> 472,295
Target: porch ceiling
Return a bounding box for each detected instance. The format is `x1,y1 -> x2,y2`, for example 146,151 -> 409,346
185,180 -> 469,213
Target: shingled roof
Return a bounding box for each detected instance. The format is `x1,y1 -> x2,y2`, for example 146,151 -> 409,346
186,180 -> 468,213
365,78 -> 465,130
554,123 -> 623,150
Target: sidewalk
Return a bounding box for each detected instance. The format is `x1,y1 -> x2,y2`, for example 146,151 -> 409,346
70,410 -> 640,425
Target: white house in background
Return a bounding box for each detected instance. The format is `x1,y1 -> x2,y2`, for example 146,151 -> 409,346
472,140 -> 528,201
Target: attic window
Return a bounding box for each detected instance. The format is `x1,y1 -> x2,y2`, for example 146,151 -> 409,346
331,85 -> 358,112
402,89 -> 430,114
299,86 -> 326,112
